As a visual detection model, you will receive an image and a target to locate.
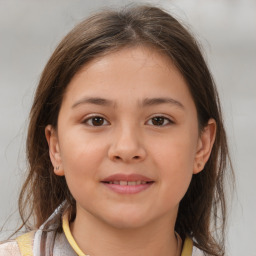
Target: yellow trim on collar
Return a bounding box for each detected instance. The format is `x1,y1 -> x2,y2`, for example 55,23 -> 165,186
62,211 -> 193,256
62,213 -> 89,256
181,236 -> 193,256
16,231 -> 34,256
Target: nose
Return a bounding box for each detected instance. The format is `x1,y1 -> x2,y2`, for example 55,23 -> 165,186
108,126 -> 146,163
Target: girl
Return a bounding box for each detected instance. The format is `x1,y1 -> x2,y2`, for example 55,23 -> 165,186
0,4 -> 233,256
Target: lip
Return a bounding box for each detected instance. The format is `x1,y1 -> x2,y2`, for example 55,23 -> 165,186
101,173 -> 154,194
102,173 -> 153,182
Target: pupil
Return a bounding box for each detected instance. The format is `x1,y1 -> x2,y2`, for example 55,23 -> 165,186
152,117 -> 164,126
92,117 -> 104,126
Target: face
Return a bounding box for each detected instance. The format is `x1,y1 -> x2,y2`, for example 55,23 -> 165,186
46,46 -> 215,230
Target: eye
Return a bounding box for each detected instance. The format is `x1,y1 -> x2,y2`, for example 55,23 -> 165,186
83,116 -> 109,126
146,116 -> 173,126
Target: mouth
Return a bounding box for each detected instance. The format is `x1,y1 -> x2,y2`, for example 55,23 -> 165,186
102,180 -> 154,185
101,174 -> 154,194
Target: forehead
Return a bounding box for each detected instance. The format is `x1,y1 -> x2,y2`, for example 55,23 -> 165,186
77,46 -> 177,78
62,46 -> 195,110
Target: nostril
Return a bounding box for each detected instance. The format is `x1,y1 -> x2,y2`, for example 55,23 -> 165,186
113,155 -> 140,160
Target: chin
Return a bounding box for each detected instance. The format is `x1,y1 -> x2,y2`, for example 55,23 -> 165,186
105,218 -> 147,230
99,209 -> 152,230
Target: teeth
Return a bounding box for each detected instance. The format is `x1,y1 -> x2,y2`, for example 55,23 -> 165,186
107,181 -> 150,185
128,181 -> 136,186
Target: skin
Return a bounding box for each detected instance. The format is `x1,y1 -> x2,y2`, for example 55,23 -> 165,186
46,46 -> 216,256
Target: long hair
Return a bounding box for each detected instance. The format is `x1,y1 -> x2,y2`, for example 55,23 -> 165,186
18,4 -> 233,255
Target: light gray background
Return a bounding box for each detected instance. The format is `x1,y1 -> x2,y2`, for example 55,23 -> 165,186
0,0 -> 255,255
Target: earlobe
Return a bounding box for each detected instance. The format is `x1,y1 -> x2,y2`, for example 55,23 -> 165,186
193,119 -> 216,174
45,125 -> 64,176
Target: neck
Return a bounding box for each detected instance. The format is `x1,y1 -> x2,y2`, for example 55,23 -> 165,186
70,206 -> 180,256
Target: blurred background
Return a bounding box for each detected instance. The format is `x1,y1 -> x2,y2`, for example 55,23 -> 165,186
0,0 -> 255,255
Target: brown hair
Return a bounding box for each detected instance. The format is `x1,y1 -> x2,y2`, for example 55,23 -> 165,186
18,4 -> 233,255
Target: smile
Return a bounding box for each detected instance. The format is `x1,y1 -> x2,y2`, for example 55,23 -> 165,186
101,173 -> 154,194
102,181 -> 152,185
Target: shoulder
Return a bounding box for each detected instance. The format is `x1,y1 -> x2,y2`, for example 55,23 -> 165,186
0,240 -> 21,256
192,245 -> 205,256
0,231 -> 35,256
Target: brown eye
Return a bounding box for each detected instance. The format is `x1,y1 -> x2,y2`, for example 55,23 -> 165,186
84,116 -> 109,126
152,117 -> 165,126
147,116 -> 172,126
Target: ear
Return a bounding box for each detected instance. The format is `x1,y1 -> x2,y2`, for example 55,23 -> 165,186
193,118 -> 216,174
45,125 -> 64,176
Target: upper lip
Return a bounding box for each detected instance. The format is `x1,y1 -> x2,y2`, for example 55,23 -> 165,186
101,173 -> 154,182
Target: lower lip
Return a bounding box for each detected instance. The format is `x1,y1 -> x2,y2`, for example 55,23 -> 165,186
101,182 -> 154,194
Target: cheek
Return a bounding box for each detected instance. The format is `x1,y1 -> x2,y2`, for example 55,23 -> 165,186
152,130 -> 197,171
59,129 -> 106,169
58,130 -> 107,194
150,132 -> 197,201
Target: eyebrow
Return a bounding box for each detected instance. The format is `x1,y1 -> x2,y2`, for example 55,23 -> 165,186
72,97 -> 184,109
142,97 -> 184,109
72,97 -> 115,108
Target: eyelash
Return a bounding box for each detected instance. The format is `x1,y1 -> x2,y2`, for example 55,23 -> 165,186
82,115 -> 109,126
82,115 -> 173,127
146,116 -> 173,126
